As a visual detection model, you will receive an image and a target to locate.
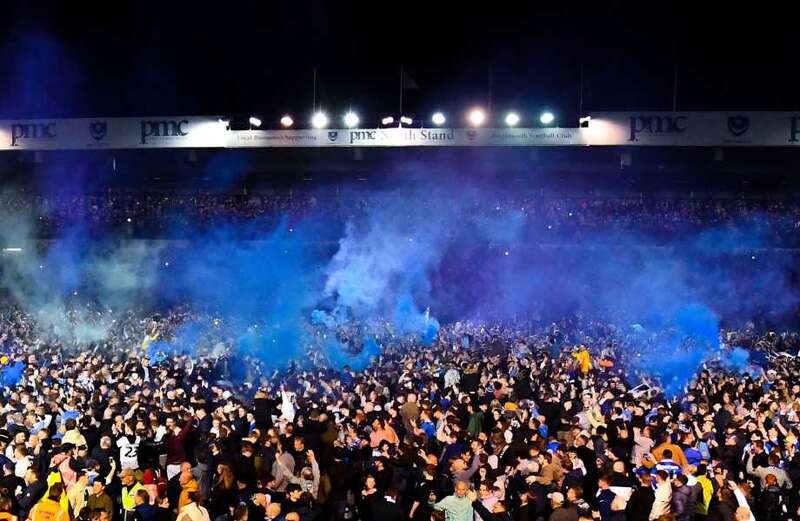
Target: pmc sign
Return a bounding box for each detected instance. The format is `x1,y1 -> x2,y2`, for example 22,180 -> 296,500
628,115 -> 687,141
139,119 -> 189,144
10,122 -> 56,146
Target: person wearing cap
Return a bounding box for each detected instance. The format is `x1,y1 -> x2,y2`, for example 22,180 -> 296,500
119,468 -> 144,521
548,491 -> 577,521
29,481 -> 69,521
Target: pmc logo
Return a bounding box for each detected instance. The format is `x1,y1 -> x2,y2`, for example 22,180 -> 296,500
628,115 -> 687,141
727,115 -> 749,137
10,122 -> 56,146
139,120 -> 189,144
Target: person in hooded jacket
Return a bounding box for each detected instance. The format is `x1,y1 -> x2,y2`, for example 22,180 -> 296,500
670,474 -> 694,521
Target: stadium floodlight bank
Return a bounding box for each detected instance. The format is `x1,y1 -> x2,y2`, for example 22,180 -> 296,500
2,112 -> 800,150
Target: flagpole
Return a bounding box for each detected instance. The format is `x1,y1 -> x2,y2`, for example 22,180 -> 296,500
487,64 -> 493,114
579,63 -> 584,115
672,61 -> 679,112
312,67 -> 317,113
399,66 -> 404,120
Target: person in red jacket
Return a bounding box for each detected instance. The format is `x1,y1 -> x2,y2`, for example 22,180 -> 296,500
165,413 -> 194,480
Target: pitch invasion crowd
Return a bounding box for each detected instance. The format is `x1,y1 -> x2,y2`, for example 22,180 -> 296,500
0,309 -> 797,521
2,190 -> 800,244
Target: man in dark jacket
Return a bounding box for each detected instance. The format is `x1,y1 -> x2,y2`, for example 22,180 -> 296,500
370,488 -> 404,521
625,474 -> 655,521
326,447 -> 358,519
548,492 -> 578,521
597,475 -> 624,521
472,498 -> 513,521
0,461 -> 24,500
17,468 -> 47,521
133,489 -> 163,521
709,487 -> 738,521
670,474 -> 693,521
89,436 -> 116,479
573,435 -> 598,501
87,479 -> 115,518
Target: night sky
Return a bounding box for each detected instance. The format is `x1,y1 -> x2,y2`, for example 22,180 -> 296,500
0,2 -> 795,125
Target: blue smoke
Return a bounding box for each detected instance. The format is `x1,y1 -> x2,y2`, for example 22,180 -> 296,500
723,347 -> 752,373
625,304 -> 720,397
324,337 -> 381,371
1,159 -> 798,389
1,361 -> 25,387
393,295 -> 439,345
147,321 -> 206,363
156,218 -> 327,368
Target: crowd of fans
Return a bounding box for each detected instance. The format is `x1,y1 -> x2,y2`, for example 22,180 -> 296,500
0,305 -> 798,521
0,185 -> 797,521
2,189 -> 800,244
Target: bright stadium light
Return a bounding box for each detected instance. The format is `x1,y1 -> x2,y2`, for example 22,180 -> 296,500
343,112 -> 360,128
431,112 -> 446,126
540,111 -> 555,125
381,116 -> 395,126
280,115 -> 294,128
468,108 -> 486,127
400,116 -> 413,126
248,116 -> 262,128
311,112 -> 329,129
505,112 -> 520,127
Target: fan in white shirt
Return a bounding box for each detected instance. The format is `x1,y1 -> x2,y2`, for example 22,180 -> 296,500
117,434 -> 141,470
